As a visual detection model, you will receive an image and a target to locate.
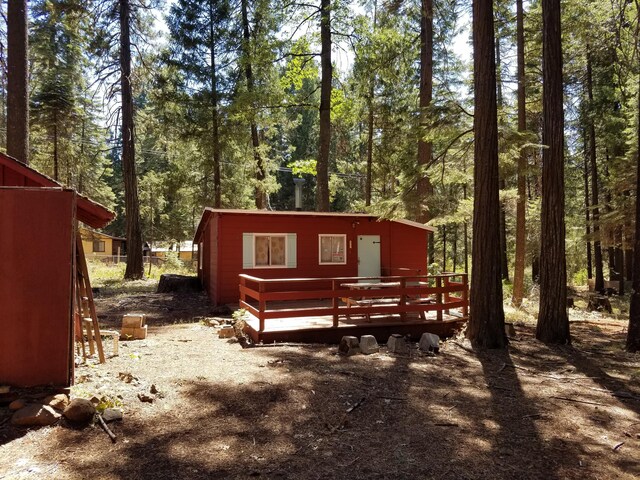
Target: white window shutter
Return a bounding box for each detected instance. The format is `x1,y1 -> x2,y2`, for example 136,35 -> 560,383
286,234 -> 297,268
242,233 -> 253,268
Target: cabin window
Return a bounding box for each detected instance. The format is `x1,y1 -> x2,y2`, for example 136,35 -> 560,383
93,240 -> 105,253
242,233 -> 297,269
319,235 -> 346,265
254,234 -> 286,267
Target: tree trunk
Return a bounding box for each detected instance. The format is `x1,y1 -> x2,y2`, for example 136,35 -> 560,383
316,0 -> 332,212
495,32 -> 509,282
120,0 -> 144,280
7,0 -> 29,164
627,56 -> 640,351
241,0 -> 267,209
587,48 -> 605,293
53,119 -> 59,181
615,227 -> 624,294
583,129 -> 593,279
536,0 -> 569,344
209,1 -> 222,209
512,0 -> 527,306
366,86 -> 374,207
452,224 -> 458,272
467,0 -> 506,349
442,225 -> 447,271
416,0 -> 433,223
365,2 -> 377,207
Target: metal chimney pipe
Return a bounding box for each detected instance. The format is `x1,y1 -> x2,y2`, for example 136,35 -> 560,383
293,177 -> 305,211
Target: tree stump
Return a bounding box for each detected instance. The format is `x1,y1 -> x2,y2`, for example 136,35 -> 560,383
156,274 -> 201,293
587,294 -> 612,314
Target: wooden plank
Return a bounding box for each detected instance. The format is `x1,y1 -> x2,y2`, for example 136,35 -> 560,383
76,232 -> 105,363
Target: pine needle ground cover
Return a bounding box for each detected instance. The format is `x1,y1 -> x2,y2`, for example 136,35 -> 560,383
0,286 -> 638,480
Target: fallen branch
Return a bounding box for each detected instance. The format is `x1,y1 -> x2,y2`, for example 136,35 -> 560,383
97,414 -> 117,443
549,396 -> 606,407
613,442 -> 624,451
433,422 -> 459,427
346,397 -> 366,413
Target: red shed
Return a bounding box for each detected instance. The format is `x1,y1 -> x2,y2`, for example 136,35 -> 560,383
194,209 -> 434,306
0,152 -> 114,387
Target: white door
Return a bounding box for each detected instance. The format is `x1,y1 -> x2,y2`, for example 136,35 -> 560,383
358,235 -> 381,278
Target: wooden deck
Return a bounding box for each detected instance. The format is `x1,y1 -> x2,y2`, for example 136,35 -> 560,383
238,273 -> 468,344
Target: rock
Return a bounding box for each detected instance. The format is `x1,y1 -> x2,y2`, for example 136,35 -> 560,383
387,334 -> 410,354
150,384 -> 158,394
43,394 -> 69,411
102,408 -> 123,423
63,398 -> 96,424
11,404 -> 61,426
219,325 -> 235,339
9,399 -> 27,411
338,336 -> 361,356
0,390 -> 18,406
359,335 -> 379,355
208,318 -> 220,327
505,323 -> 517,338
419,333 -> 440,353
138,393 -> 154,403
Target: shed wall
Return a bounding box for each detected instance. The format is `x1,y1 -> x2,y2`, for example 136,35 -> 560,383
0,189 -> 75,386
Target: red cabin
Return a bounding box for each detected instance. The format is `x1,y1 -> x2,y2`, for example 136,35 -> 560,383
194,208 -> 434,306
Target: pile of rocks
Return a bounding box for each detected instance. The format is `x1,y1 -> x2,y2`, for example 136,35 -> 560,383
2,387 -> 123,429
338,332 -> 441,356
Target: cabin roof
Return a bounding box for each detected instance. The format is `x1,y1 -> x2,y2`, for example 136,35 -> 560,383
0,152 -> 114,229
194,208 -> 435,243
79,226 -> 126,242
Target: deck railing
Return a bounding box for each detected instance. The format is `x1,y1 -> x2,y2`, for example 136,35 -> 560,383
239,273 -> 468,332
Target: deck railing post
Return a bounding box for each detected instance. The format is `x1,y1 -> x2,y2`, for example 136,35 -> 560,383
436,276 -> 443,322
444,275 -> 451,315
240,275 -> 246,304
399,278 -> 407,321
332,280 -> 339,327
258,281 -> 266,332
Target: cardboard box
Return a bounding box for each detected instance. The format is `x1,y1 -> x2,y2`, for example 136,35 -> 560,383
133,325 -> 148,340
122,314 -> 145,329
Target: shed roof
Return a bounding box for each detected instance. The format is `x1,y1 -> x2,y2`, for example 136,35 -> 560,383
194,208 -> 435,243
0,152 -> 114,229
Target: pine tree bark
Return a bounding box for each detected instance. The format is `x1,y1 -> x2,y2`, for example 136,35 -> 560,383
512,0 -> 527,306
495,33 -> 509,282
587,48 -> 605,293
627,49 -> 640,352
583,130 -> 593,279
7,0 -> 29,164
316,0 -> 331,212
241,0 -> 267,209
536,0 -> 569,344
120,0 -> 144,280
209,1 -> 222,208
416,0 -> 433,223
467,0 -> 506,349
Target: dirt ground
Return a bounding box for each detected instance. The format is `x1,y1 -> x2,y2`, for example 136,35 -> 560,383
1,289 -> 639,480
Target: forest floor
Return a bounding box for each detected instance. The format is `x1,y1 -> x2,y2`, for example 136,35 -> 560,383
1,282 -> 639,480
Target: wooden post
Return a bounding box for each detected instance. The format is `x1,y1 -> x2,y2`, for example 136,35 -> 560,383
444,276 -> 451,315
258,281 -> 266,332
436,276 -> 443,322
399,278 -> 407,322
332,279 -> 339,327
240,275 -> 246,303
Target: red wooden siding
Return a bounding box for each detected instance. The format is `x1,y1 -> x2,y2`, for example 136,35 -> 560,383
0,188 -> 75,386
197,210 -> 430,305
